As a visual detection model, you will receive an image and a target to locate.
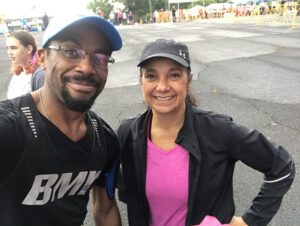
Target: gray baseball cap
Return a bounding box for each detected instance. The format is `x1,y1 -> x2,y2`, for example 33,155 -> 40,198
137,39 -> 191,70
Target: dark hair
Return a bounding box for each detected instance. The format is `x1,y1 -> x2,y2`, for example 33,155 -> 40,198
186,70 -> 198,107
139,66 -> 198,107
7,31 -> 37,56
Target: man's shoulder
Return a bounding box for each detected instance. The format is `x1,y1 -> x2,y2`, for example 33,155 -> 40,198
0,95 -> 35,122
0,99 -> 22,120
0,99 -> 25,134
88,110 -> 116,136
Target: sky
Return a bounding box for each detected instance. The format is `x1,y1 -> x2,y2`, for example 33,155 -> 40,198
0,0 -> 91,19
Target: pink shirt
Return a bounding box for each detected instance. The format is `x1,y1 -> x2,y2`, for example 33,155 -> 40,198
145,139 -> 230,226
146,139 -> 189,226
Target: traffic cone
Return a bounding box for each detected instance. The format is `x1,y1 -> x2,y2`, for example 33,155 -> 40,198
140,18 -> 143,24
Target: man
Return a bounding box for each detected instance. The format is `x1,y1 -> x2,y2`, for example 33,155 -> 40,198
172,5 -> 176,23
0,11 -> 122,226
42,12 -> 49,30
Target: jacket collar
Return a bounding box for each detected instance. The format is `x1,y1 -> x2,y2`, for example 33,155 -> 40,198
176,102 -> 201,162
132,103 -> 201,162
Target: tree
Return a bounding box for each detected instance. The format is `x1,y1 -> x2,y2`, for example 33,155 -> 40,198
87,0 -> 114,19
118,0 -> 166,21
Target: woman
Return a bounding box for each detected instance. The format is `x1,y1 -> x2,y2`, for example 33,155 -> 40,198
117,39 -> 295,226
6,31 -> 45,99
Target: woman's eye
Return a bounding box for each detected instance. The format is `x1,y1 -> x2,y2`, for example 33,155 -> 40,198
170,73 -> 180,79
145,74 -> 156,80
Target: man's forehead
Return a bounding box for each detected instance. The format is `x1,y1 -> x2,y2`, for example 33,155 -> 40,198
55,24 -> 105,40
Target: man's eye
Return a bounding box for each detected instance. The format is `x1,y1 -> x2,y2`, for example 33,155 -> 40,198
62,49 -> 80,58
94,54 -> 108,65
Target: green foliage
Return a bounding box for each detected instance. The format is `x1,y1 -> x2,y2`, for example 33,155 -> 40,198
87,0 -> 114,19
119,0 -> 171,21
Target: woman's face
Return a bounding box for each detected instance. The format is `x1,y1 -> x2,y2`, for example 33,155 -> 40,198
6,37 -> 32,67
140,57 -> 191,117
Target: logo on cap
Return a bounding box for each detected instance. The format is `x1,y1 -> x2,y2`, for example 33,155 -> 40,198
179,50 -> 186,59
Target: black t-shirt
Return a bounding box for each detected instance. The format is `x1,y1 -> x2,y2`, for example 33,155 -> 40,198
0,94 -> 120,225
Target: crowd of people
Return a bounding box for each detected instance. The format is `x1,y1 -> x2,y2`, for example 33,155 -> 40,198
97,7 -> 134,25
0,7 -> 296,226
151,2 -> 299,23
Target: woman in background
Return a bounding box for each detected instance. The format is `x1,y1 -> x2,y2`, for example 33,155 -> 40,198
6,31 -> 45,99
117,39 -> 295,226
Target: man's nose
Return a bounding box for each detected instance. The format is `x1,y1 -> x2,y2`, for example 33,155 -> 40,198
77,54 -> 97,75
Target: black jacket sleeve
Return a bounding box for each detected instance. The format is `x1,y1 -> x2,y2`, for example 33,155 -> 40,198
0,103 -> 24,183
227,121 -> 295,226
116,120 -> 129,203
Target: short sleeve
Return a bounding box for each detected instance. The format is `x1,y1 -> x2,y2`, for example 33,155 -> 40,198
31,67 -> 45,91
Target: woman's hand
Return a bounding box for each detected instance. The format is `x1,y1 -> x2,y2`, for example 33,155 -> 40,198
229,216 -> 248,226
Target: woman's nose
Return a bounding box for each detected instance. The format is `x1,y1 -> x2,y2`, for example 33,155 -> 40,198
156,79 -> 170,91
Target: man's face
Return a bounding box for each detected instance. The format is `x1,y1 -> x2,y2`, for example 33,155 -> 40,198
43,24 -> 111,113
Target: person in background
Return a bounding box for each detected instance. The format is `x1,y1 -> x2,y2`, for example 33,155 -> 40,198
123,11 -> 128,25
117,9 -> 123,25
109,10 -> 115,25
117,39 -> 295,226
158,8 -> 164,23
96,7 -> 104,18
21,17 -> 28,30
6,31 -> 45,99
152,9 -> 158,23
0,11 -> 122,226
172,5 -> 177,22
128,10 -> 134,25
42,12 -> 49,30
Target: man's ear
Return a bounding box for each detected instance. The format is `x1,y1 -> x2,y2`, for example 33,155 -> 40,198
38,49 -> 47,70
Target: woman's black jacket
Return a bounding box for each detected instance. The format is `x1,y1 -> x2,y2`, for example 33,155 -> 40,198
117,103 -> 295,226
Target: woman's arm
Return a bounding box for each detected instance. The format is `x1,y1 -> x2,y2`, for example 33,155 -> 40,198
228,121 -> 295,225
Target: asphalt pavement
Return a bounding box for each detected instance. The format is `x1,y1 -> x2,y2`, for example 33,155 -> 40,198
0,21 -> 299,226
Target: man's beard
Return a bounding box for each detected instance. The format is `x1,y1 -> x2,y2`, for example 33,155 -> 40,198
61,75 -> 102,113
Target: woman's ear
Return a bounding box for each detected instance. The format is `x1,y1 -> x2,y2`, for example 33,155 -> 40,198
38,49 -> 47,70
27,45 -> 33,55
187,72 -> 193,89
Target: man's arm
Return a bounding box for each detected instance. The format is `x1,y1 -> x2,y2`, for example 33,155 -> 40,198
91,186 -> 121,226
0,104 -> 24,183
